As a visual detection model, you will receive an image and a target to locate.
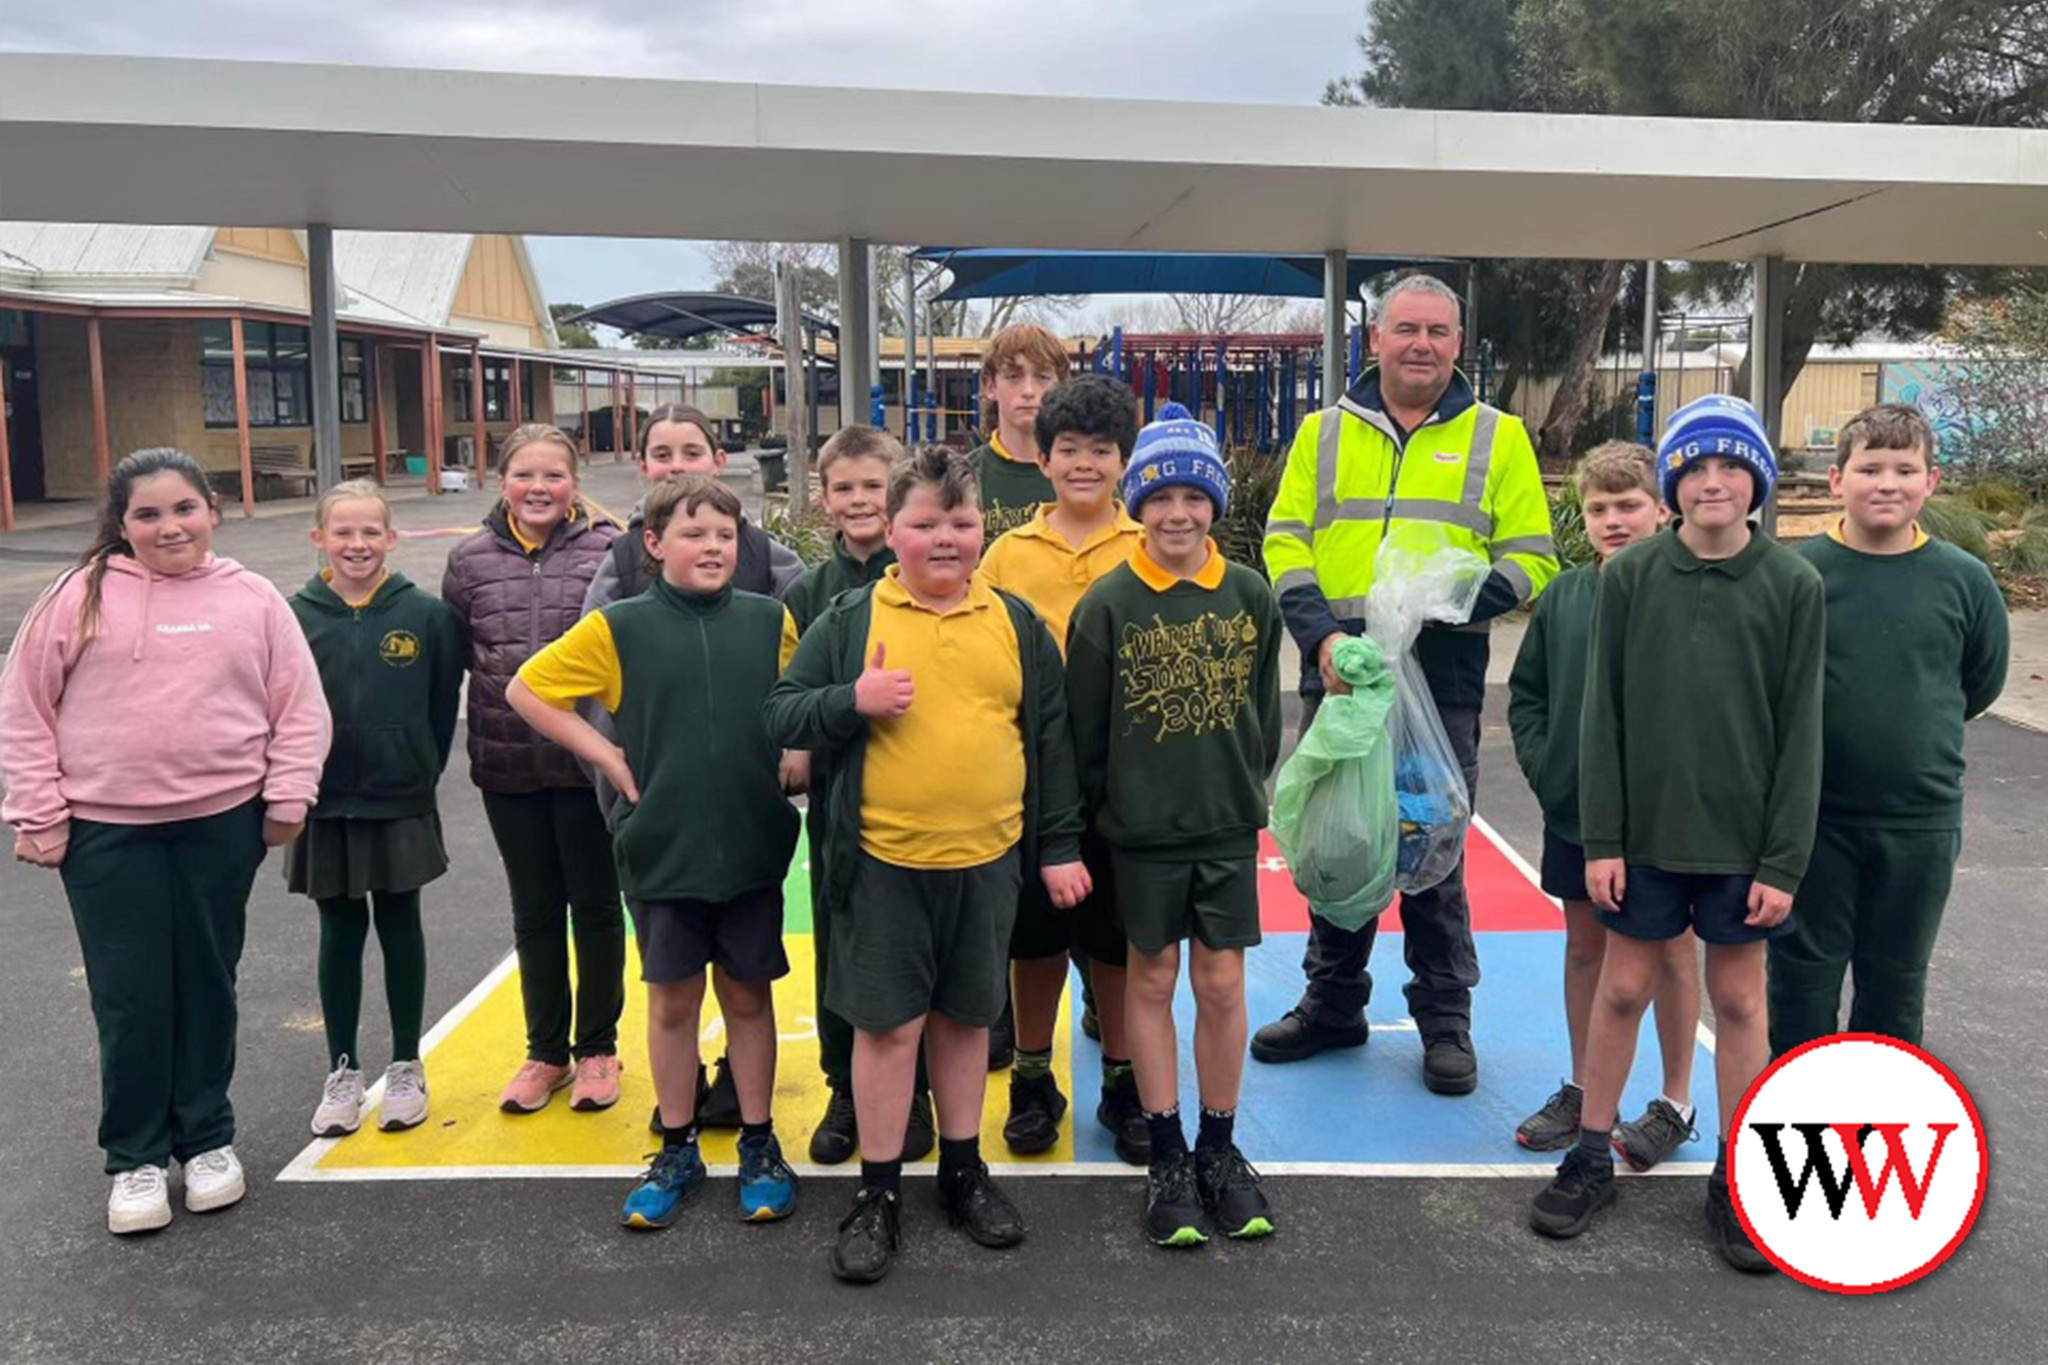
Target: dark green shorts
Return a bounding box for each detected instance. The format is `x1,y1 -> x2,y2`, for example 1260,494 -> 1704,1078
1010,833 -> 1125,967
1112,849 -> 1261,956
826,847 -> 1022,1032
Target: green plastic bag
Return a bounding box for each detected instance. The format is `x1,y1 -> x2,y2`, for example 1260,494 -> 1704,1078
1270,635 -> 1399,929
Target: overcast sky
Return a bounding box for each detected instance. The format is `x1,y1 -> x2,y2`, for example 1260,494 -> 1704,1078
4,1 -> 1369,308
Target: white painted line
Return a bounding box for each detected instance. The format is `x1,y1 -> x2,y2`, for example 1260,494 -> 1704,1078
278,1158 -> 1717,1184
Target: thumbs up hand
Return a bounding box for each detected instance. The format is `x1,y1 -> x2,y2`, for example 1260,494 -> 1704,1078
854,641 -> 916,719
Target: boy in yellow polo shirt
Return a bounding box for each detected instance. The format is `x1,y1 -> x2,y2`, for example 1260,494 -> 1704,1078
767,447 -> 1089,1285
979,374 -> 1147,1163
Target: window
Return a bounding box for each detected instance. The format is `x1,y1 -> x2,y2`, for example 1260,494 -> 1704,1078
521,361 -> 537,421
483,361 -> 511,421
450,357 -> 473,423
200,320 -> 357,428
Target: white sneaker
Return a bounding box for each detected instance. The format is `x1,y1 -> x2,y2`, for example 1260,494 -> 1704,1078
378,1060 -> 429,1131
108,1165 -> 172,1235
183,1146 -> 246,1213
312,1058 -> 366,1138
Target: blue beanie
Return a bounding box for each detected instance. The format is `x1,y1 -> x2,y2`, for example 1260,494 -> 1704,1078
1123,402 -> 1229,518
1657,395 -> 1777,512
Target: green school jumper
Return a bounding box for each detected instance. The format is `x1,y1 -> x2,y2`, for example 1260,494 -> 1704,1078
970,440 -> 1053,541
1507,564 -> 1598,846
784,538 -> 896,635
1768,531 -> 2010,1053
1578,526 -> 1826,892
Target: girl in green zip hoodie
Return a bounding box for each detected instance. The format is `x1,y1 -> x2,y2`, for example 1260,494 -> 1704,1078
288,481 -> 464,1142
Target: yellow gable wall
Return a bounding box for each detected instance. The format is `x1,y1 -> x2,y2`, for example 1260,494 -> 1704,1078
452,235 -> 543,344
214,227 -> 306,265
195,251 -> 308,311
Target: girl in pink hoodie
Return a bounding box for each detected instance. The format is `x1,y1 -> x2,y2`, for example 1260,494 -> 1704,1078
0,448 -> 331,1237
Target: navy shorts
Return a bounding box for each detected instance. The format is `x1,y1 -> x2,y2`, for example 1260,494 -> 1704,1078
1598,865 -> 1790,946
627,884 -> 790,984
1540,828 -> 1589,902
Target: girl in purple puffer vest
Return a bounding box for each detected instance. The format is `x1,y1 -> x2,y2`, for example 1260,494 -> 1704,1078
441,423 -> 627,1114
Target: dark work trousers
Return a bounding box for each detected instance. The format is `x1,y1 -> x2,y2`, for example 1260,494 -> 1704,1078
61,800 -> 267,1173
480,788 -> 626,1066
1768,821 -> 1962,1055
1297,698 -> 1483,1037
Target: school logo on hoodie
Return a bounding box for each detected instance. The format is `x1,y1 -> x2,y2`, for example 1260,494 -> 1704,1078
380,630 -> 422,667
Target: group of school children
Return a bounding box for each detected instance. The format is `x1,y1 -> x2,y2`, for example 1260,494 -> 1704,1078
1504,396 -> 2007,1273
0,315 -> 2007,1286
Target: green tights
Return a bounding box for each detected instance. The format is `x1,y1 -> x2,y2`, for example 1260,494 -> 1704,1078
317,891 -> 426,1070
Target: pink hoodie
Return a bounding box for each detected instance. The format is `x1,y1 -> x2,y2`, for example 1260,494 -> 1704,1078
0,554 -> 332,853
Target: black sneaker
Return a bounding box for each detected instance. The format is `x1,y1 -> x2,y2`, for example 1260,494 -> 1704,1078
904,1090 -> 936,1163
1529,1147 -> 1617,1239
940,1162 -> 1025,1249
988,1005 -> 1015,1071
698,1055 -> 742,1129
1249,1007 -> 1369,1064
1145,1153 -> 1207,1248
1515,1082 -> 1583,1151
830,1187 -> 901,1284
1706,1177 -> 1775,1274
1096,1074 -> 1150,1166
1002,1072 -> 1068,1154
1196,1144 -> 1275,1239
649,1063 -> 713,1136
809,1083 -> 858,1165
1422,1031 -> 1479,1095
1615,1098 -> 1698,1173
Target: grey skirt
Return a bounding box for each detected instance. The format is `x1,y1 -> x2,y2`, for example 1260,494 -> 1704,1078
285,813 -> 449,901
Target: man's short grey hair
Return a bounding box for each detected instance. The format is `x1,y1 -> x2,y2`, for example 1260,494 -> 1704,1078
1373,273 -> 1464,322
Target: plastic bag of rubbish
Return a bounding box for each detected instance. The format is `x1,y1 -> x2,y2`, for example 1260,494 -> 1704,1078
1271,635 -> 1398,929
1364,533 -> 1489,894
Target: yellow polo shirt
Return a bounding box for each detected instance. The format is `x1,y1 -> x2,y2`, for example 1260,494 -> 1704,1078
978,504 -> 1144,654
1129,536 -> 1228,593
859,566 -> 1025,869
1826,516 -> 1929,549
518,606 -> 799,713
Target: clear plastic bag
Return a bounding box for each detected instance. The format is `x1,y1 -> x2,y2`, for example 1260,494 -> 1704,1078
1363,533 -> 1490,894
1270,635 -> 1397,929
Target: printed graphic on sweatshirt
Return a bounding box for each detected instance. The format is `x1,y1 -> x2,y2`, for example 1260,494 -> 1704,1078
983,501 -> 1042,538
380,630 -> 422,667
1118,610 -> 1259,740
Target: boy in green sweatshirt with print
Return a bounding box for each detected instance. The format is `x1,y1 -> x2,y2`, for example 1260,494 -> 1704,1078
509,476 -> 804,1231
1067,411 -> 1283,1249
1771,403 -> 2008,1053
1529,396 -> 1823,1276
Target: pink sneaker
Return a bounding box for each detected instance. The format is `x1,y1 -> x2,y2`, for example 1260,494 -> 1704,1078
499,1059 -> 572,1113
570,1054 -> 624,1111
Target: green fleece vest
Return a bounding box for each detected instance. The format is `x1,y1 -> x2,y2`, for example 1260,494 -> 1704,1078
290,572 -> 464,820
603,579 -> 799,903
1064,559 -> 1285,859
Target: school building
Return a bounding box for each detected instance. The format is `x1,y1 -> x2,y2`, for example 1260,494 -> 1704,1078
0,224 -> 683,528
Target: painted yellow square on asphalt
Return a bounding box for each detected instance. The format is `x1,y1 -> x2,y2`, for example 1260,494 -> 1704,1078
303,936 -> 1074,1176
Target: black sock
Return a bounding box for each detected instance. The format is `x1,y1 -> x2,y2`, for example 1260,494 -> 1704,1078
661,1123 -> 699,1150
939,1135 -> 981,1185
1576,1124 -> 1615,1170
1146,1107 -> 1187,1162
860,1158 -> 902,1197
740,1119 -> 772,1143
1196,1106 -> 1236,1153
1713,1136 -> 1728,1182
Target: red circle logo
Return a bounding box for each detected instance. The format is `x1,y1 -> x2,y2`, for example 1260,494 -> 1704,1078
1729,1033 -> 1987,1294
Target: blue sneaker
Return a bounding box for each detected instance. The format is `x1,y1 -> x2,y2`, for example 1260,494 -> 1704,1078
620,1143 -> 704,1229
737,1132 -> 799,1222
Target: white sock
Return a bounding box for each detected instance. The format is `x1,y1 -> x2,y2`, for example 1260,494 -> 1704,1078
1661,1093 -> 1695,1124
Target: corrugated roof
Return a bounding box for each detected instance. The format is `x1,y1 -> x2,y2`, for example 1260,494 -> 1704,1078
330,231 -> 469,330
0,223 -> 211,282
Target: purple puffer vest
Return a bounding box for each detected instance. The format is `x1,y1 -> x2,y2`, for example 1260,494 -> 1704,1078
441,505 -> 619,793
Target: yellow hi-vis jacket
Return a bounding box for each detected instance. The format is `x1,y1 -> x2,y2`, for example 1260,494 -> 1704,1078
1263,370 -> 1559,707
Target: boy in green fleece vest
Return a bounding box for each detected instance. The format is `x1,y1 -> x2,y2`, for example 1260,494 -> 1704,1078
766,447 -> 1088,1285
1771,403 -> 2008,1054
1529,396 -> 1823,1276
1507,443 -> 1700,1170
509,475 -> 804,1231
1067,411 -> 1283,1249
782,424 -> 930,1169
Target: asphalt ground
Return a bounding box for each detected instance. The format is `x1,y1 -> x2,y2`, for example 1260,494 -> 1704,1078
2,467 -> 2045,1363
